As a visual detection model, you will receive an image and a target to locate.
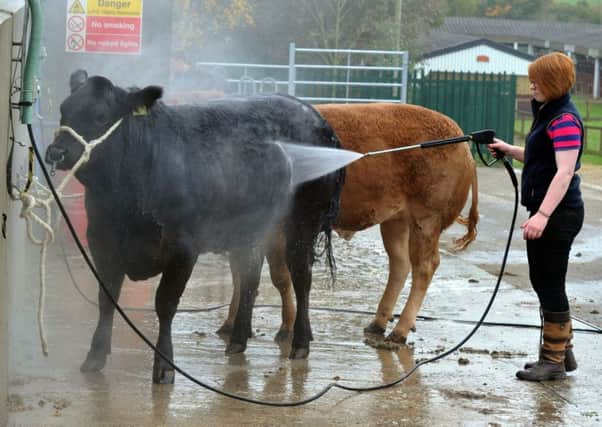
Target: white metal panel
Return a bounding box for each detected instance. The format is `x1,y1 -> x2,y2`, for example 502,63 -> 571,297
420,44 -> 531,75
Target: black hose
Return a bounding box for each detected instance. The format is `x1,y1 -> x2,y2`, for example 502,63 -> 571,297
59,236 -> 601,335
29,124 -> 521,405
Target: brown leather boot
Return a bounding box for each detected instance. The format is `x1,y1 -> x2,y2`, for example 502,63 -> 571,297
524,312 -> 577,372
516,310 -> 571,381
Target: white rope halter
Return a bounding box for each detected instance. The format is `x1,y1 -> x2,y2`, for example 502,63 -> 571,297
53,118 -> 123,194
17,118 -> 123,356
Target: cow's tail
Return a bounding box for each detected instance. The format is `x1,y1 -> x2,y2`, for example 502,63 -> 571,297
314,162 -> 345,289
453,163 -> 479,251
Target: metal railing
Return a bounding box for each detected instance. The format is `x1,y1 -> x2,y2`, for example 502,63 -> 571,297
515,110 -> 602,155
195,43 -> 409,104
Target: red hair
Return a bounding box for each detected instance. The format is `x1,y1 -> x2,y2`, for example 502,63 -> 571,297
528,52 -> 575,100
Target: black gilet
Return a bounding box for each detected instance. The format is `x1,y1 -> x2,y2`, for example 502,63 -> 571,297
521,94 -> 584,212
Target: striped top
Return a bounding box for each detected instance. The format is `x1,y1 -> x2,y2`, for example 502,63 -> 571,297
546,113 -> 582,152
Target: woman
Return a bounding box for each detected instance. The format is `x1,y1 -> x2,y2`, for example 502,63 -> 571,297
489,52 -> 584,381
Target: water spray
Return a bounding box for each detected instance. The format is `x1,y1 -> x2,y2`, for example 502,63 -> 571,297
281,129 -> 513,188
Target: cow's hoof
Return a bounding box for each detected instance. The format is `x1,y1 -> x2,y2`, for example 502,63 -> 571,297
153,368 -> 175,384
364,321 -> 386,336
289,347 -> 309,359
80,353 -> 107,372
216,324 -> 233,337
225,342 -> 247,354
364,336 -> 402,350
385,330 -> 407,345
274,329 -> 292,342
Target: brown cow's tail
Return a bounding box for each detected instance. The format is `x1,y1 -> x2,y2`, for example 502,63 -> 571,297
453,164 -> 479,251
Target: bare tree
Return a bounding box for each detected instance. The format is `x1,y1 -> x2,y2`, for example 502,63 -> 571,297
172,0 -> 256,53
292,0 -> 444,65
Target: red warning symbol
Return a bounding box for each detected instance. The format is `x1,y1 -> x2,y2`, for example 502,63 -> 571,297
68,15 -> 85,33
67,34 -> 85,51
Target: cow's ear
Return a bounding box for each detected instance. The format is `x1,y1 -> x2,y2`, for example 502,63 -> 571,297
128,85 -> 163,110
69,69 -> 88,93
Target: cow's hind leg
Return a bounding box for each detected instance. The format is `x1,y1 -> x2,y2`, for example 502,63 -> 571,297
286,222 -> 322,360
386,218 -> 441,346
226,247 -> 264,354
80,268 -> 125,372
153,240 -> 197,384
364,219 -> 411,337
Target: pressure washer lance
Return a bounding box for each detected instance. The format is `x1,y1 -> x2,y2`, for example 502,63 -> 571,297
362,129 -> 517,187
362,129 -> 497,158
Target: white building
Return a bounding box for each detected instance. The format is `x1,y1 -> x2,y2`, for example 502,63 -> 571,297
418,38 -> 534,76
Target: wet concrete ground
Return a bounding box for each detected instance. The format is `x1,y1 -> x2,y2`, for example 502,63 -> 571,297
7,166 -> 602,426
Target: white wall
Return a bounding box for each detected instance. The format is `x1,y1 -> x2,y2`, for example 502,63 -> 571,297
419,44 -> 531,75
0,3 -> 26,425
0,15 -> 9,426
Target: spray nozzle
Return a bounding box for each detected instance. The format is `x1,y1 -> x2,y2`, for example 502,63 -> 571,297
470,129 -> 506,165
469,129 -> 496,145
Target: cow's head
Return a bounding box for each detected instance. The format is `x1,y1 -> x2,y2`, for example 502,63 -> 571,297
45,69 -> 163,171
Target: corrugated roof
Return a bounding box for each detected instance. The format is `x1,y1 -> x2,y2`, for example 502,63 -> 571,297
422,38 -> 535,61
438,17 -> 602,53
417,31 -> 480,53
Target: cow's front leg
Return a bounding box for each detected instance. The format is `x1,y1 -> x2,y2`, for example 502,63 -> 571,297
153,239 -> 196,384
226,247 -> 264,354
81,234 -> 125,373
266,231 -> 295,342
81,270 -> 125,372
216,265 -> 241,336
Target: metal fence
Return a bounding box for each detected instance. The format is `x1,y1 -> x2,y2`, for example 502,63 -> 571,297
194,51 -> 519,158
409,70 -> 517,148
516,111 -> 602,155
195,43 -> 409,104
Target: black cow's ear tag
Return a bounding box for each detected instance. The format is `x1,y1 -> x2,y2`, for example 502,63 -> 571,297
133,106 -> 149,116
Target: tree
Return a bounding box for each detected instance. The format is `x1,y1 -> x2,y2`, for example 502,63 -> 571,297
290,0 -> 444,65
446,0 -> 479,16
477,0 -> 548,19
171,0 -> 256,54
548,1 -> 602,25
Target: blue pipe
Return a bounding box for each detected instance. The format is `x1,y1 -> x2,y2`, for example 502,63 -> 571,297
20,0 -> 43,125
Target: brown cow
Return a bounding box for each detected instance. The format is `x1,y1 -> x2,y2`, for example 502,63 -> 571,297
219,103 -> 478,350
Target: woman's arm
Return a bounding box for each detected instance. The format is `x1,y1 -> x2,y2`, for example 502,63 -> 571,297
521,114 -> 582,240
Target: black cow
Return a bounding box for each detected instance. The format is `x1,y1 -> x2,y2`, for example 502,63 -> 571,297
46,70 -> 344,383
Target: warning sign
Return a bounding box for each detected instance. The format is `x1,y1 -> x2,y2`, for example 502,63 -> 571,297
87,0 -> 142,17
65,0 -> 143,55
67,34 -> 85,51
69,0 -> 85,14
67,15 -> 85,32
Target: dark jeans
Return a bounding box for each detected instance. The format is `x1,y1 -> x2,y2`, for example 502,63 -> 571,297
526,205 -> 584,312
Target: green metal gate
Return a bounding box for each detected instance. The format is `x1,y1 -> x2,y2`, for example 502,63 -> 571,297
408,70 -> 517,148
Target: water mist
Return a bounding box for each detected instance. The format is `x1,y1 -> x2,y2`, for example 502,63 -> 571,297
277,142 -> 363,186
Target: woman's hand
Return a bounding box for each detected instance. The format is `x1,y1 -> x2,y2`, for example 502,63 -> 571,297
520,212 -> 549,240
487,138 -> 525,162
488,137 -> 511,158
